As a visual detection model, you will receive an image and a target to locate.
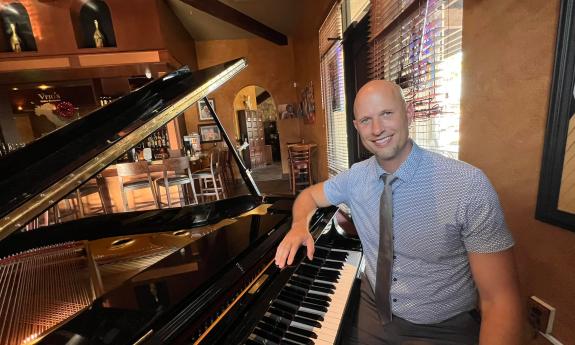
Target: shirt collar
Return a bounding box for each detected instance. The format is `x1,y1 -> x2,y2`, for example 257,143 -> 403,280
372,140 -> 423,183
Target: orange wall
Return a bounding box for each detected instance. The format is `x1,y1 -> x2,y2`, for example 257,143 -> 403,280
461,0 -> 575,343
292,0 -> 338,182
185,38 -> 299,166
156,0 -> 197,69
0,0 -> 164,59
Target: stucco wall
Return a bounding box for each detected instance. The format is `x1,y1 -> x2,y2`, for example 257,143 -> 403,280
461,1 -> 575,343
186,38 -> 299,172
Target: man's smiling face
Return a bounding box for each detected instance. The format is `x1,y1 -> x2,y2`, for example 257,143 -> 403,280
353,81 -> 413,172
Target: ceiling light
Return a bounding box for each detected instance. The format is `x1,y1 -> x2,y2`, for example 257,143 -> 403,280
12,87 -> 18,91
37,84 -> 51,90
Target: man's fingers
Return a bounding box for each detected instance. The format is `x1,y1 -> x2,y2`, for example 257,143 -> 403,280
305,236 -> 315,260
275,244 -> 289,268
286,243 -> 297,266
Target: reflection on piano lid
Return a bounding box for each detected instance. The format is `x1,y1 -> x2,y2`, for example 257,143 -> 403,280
0,58 -> 247,241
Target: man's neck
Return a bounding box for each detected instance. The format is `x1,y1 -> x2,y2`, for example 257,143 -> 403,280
377,140 -> 413,173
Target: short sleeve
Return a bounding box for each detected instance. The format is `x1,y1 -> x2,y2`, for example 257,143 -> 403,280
461,169 -> 515,253
323,169 -> 352,206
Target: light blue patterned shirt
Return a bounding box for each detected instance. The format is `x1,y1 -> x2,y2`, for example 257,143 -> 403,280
324,141 -> 514,324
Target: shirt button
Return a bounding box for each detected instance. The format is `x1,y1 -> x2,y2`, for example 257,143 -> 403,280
393,277 -> 397,282
393,298 -> 397,302
393,255 -> 397,260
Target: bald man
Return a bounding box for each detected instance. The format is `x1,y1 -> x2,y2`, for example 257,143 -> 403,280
275,81 -> 522,344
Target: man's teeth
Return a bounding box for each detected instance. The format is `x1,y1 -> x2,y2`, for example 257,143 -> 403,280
375,136 -> 391,144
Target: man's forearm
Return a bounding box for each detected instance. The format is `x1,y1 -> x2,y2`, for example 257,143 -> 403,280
479,298 -> 523,345
291,183 -> 330,230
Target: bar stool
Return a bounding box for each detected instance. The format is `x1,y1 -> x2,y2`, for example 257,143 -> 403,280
74,175 -> 109,216
116,161 -> 159,211
288,144 -> 312,194
192,148 -> 226,203
155,156 -> 198,208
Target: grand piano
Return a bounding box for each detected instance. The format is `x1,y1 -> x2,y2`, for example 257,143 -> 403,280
0,58 -> 362,345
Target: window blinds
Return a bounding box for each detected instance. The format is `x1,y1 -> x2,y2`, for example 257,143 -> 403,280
368,0 -> 463,158
320,2 -> 350,177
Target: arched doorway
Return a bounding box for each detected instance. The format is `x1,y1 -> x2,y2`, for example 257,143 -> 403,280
233,85 -> 283,182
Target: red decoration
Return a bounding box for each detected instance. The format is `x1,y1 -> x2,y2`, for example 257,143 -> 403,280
54,101 -> 75,119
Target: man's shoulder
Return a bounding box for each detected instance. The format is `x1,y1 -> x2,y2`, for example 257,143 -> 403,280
420,148 -> 483,180
423,150 -> 481,175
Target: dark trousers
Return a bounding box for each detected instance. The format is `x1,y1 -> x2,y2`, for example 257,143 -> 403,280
341,277 -> 480,345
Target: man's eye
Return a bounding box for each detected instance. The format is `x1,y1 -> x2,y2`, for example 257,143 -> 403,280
360,119 -> 370,125
381,112 -> 392,117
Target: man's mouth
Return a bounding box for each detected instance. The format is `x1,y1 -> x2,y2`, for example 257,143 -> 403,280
372,135 -> 392,146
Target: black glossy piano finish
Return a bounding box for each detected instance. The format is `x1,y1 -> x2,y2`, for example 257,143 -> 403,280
0,57 -> 362,345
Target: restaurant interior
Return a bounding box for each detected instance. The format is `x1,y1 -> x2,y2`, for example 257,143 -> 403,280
0,0 -> 574,344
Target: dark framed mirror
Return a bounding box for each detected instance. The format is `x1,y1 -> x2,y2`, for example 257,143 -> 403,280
536,0 -> 575,232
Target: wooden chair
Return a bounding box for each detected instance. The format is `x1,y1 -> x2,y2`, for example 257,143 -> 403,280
74,174 -> 109,216
155,156 -> 198,208
116,161 -> 159,211
288,144 -> 312,194
191,148 -> 226,203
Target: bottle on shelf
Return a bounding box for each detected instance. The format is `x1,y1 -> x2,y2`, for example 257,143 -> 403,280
9,23 -> 22,53
93,20 -> 104,48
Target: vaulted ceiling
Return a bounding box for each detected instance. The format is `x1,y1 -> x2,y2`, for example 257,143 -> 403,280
167,0 -> 299,42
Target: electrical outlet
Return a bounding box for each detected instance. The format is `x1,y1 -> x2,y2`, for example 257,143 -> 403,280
528,296 -> 556,334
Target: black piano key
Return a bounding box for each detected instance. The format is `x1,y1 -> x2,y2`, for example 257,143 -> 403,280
258,322 -> 313,345
283,331 -> 315,345
269,306 -> 295,320
262,316 -> 288,330
277,293 -> 304,307
313,248 -> 329,258
295,310 -> 324,322
280,339 -> 302,345
291,276 -> 336,291
298,265 -> 340,280
327,251 -> 348,261
281,291 -> 329,308
253,328 -> 281,344
321,261 -> 344,269
272,302 -> 297,314
271,303 -> 324,322
294,315 -> 322,328
285,286 -> 331,303
263,318 -> 318,340
301,301 -> 328,313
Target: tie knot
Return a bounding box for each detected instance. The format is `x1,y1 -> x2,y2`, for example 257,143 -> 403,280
381,173 -> 397,186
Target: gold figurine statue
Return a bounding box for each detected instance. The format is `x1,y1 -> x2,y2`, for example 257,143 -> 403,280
9,23 -> 22,53
93,19 -> 104,48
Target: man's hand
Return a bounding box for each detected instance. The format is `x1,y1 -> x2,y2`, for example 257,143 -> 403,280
274,183 -> 332,269
274,222 -> 315,269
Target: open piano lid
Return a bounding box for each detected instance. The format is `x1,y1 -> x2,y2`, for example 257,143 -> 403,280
0,58 -> 249,242
0,58 -> 295,345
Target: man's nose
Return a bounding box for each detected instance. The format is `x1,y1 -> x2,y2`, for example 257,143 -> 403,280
371,117 -> 384,135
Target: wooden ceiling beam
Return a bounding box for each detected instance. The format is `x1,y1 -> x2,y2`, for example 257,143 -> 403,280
180,0 -> 288,45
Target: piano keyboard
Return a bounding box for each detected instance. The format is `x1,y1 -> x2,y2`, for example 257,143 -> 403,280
245,246 -> 362,345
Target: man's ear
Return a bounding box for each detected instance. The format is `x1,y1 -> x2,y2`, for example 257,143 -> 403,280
406,103 -> 415,126
352,119 -> 359,131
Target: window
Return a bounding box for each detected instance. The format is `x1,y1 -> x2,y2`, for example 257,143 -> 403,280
369,0 -> 463,158
320,2 -> 350,176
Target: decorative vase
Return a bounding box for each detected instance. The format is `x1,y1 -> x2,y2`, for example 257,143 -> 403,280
9,23 -> 22,53
93,19 -> 104,48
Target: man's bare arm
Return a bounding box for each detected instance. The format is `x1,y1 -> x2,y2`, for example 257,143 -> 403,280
468,249 -> 523,345
274,182 -> 332,268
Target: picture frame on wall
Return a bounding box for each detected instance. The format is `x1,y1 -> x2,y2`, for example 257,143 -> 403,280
198,124 -> 222,143
536,0 -> 575,232
198,98 -> 215,121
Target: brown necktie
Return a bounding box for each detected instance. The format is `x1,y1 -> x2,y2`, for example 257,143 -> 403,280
375,173 -> 396,324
